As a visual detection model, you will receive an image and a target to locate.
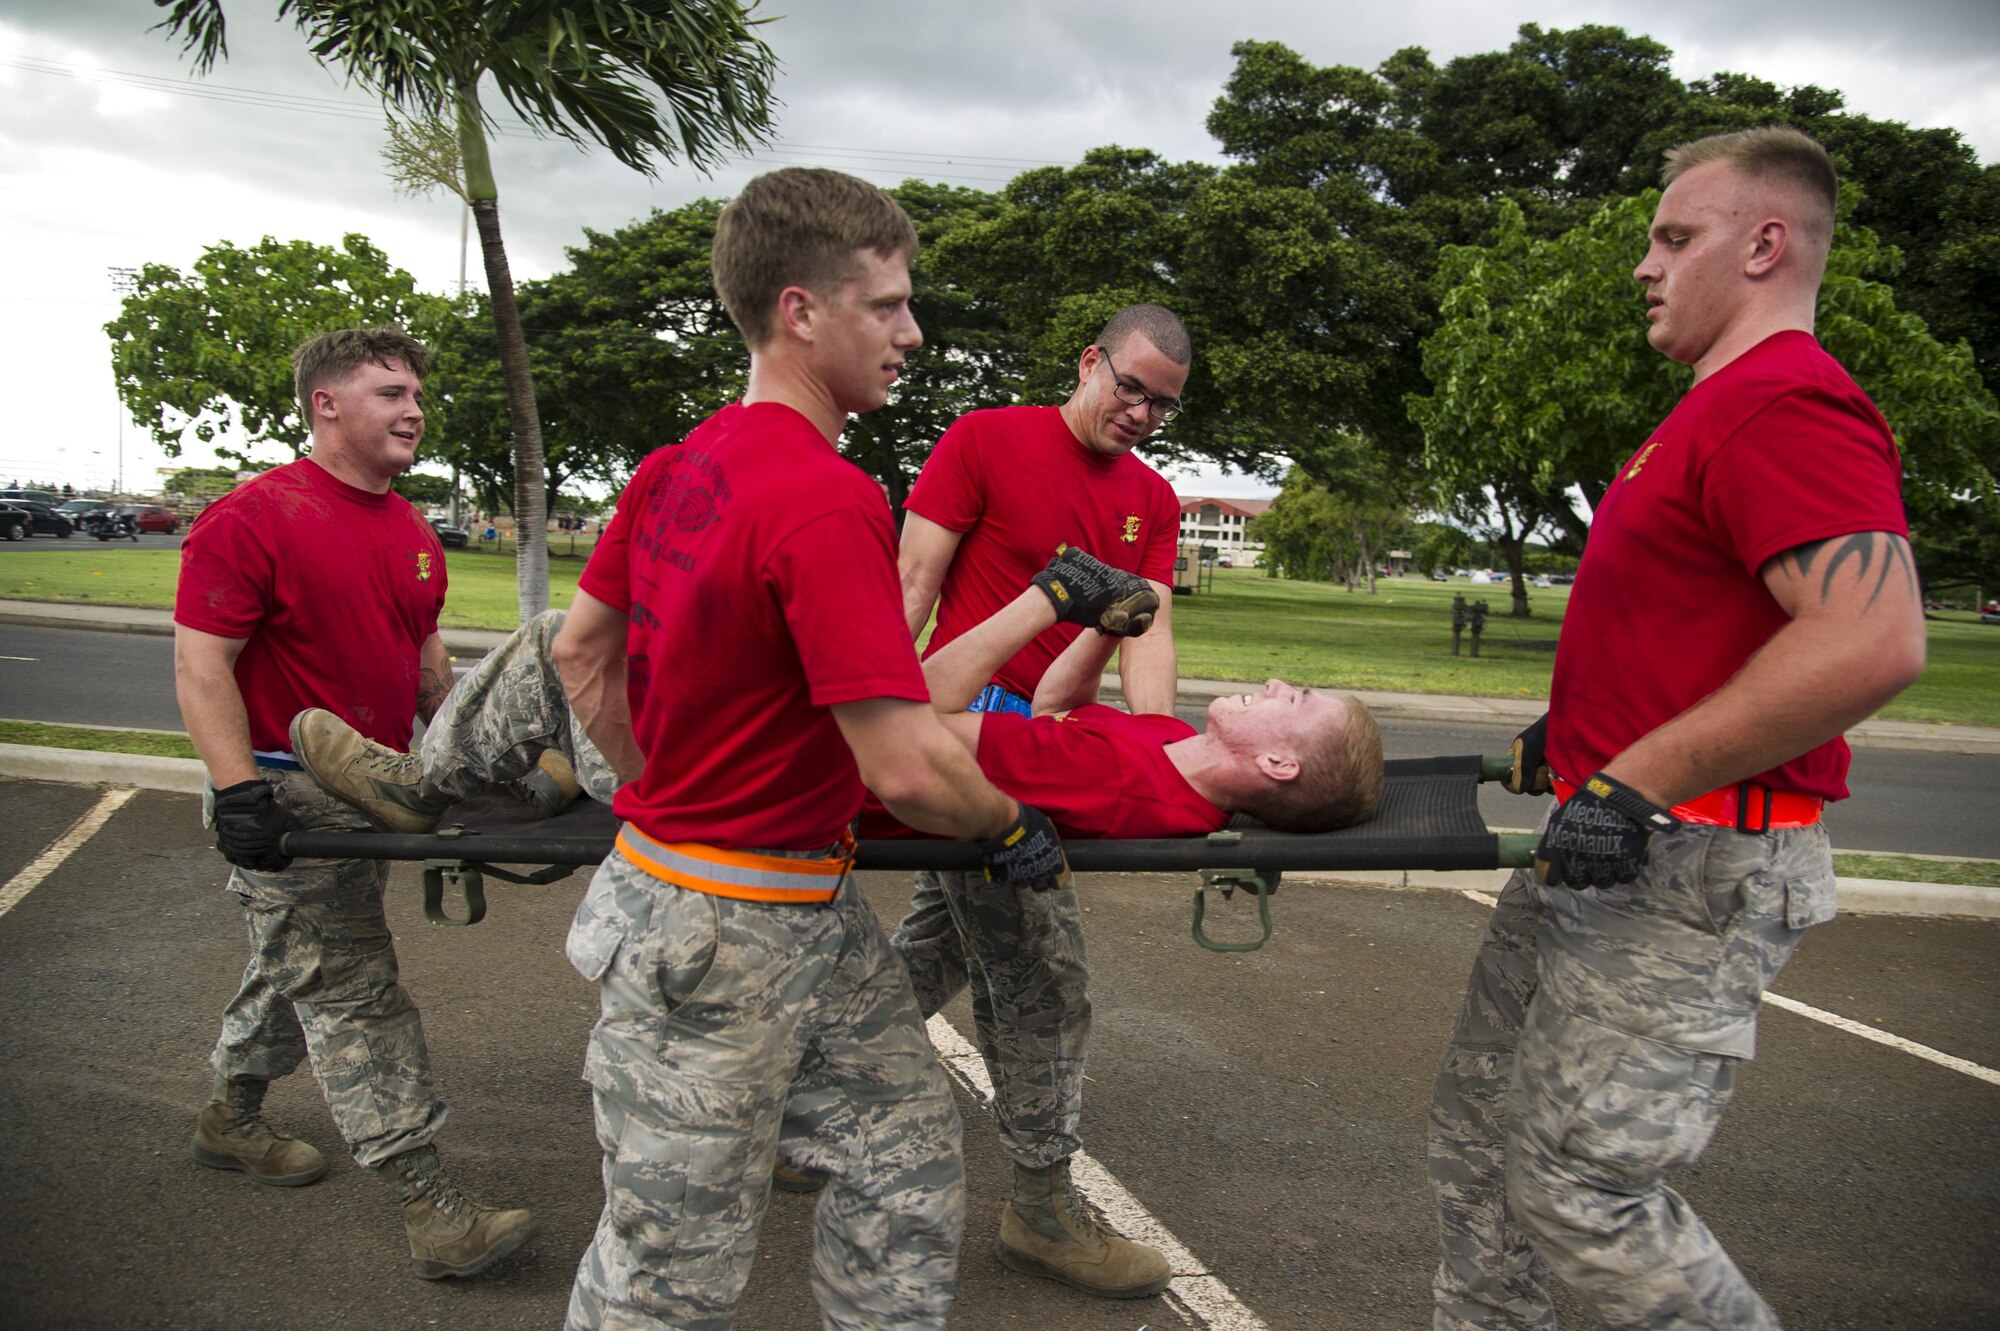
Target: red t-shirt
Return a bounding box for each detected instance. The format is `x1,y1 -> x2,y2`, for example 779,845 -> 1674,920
906,406 -> 1181,698
174,459 -> 446,754
858,704 -> 1226,840
1550,331 -> 1907,802
581,402 -> 929,850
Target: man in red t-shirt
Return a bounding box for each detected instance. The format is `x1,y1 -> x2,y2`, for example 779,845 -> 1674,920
1430,129 -> 1927,1331
174,327 -> 535,1281
548,169 -> 1075,1331
893,303 -> 1191,1298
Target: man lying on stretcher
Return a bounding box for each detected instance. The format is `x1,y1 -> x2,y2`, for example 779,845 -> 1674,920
288,546 -> 1385,840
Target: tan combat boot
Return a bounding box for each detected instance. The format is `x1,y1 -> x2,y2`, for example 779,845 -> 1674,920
376,1145 -> 538,1280
995,1158 -> 1172,1299
509,749 -> 582,817
291,709 -> 453,834
191,1076 -> 328,1187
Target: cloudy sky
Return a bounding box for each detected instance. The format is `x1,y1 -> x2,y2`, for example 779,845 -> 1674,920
3,0 -> 1995,500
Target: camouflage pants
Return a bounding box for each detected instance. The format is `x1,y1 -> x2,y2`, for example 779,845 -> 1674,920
891,868 -> 1089,1170
205,767 -> 446,1168
1429,818 -> 1838,1330
565,846 -> 964,1331
421,609 -> 621,804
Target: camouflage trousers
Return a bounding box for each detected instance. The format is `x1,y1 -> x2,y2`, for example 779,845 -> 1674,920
565,846 -> 965,1331
205,767 -> 446,1168
421,609 -> 621,804
891,868 -> 1089,1170
1429,817 -> 1838,1330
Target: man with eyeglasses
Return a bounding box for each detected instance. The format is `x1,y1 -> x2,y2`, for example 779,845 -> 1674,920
888,304 -> 1190,1300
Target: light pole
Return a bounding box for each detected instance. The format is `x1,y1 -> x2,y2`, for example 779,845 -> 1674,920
107,266 -> 139,496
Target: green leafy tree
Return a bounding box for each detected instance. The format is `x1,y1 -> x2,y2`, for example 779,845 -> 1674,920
165,464 -> 269,497
104,235 -> 451,465
156,0 -> 780,617
1250,463 -> 1415,593
1408,193 -> 2000,592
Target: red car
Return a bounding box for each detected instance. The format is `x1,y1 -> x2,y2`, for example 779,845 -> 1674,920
117,504 -> 179,534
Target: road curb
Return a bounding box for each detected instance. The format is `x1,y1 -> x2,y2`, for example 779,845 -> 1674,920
5,746 -> 1990,920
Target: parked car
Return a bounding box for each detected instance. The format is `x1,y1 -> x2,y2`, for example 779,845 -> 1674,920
0,495 -> 75,535
0,499 -> 75,539
1546,573 -> 1576,585
118,504 -> 179,534
429,517 -> 470,548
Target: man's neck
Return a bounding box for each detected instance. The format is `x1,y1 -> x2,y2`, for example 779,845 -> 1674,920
743,352 -> 844,442
304,444 -> 396,494
1690,300 -> 1817,385
1163,734 -> 1239,809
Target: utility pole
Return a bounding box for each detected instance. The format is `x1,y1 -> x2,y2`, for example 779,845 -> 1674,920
107,266 -> 139,495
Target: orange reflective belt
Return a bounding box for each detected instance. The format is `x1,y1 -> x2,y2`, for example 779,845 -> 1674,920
615,825 -> 854,904
1551,776 -> 1822,832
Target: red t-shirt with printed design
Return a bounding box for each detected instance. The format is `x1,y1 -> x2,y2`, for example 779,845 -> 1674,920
581,402 -> 929,850
174,458 -> 447,753
858,704 -> 1225,840
906,406 -> 1181,699
1549,332 -> 1907,802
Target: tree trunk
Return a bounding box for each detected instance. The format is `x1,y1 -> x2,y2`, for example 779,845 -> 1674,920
459,89 -> 547,620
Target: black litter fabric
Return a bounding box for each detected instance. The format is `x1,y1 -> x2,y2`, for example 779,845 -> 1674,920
285,756 -> 1502,873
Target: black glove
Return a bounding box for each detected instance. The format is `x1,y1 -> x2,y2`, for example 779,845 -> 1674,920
1031,544 -> 1159,637
212,778 -> 300,873
1533,771 -> 1681,890
1505,713 -> 1553,796
977,803 -> 1072,892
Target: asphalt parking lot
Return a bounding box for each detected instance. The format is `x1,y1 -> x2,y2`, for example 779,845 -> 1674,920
2,776 -> 1996,1330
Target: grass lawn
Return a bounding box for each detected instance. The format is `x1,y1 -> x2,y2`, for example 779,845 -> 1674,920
4,553 -> 1997,725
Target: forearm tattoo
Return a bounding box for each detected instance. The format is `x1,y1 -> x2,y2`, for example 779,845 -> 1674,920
1778,532 -> 1918,610
415,660 -> 453,722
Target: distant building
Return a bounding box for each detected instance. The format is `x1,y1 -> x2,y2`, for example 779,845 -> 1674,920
1176,495 -> 1270,568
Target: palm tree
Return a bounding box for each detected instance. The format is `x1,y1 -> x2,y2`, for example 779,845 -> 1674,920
154,0 -> 779,617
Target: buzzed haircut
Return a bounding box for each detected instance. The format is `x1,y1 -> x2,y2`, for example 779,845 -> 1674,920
1247,695 -> 1385,834
1095,303 -> 1192,366
712,168 -> 919,348
1662,126 -> 1839,230
292,327 -> 432,422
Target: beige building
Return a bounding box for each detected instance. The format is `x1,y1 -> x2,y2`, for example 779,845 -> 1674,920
1176,495 -> 1270,568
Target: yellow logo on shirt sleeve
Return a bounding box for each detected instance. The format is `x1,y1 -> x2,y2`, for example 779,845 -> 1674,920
414,550 -> 435,581
1624,440 -> 1663,481
1120,515 -> 1142,543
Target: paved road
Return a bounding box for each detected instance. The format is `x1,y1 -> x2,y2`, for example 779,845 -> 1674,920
6,621 -> 1998,859
1,776 -> 1995,1330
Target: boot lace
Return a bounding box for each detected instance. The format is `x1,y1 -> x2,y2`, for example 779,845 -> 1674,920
396,1147 -> 471,1214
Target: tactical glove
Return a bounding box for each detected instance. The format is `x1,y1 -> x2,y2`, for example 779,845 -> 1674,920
1031,544 -> 1158,638
978,803 -> 1072,892
212,778 -> 300,873
1533,771 -> 1681,890
1505,713 -> 1553,796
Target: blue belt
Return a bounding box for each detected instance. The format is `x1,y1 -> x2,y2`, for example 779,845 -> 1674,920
254,752 -> 303,771
967,684 -> 1032,717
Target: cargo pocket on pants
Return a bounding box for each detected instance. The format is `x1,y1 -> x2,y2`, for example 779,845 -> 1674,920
1554,1028 -> 1737,1187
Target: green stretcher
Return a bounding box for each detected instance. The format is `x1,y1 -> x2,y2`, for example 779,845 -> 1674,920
282,754 -> 1536,953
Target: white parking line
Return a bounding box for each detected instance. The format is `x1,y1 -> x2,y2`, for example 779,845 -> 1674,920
1451,889 -> 2000,1087
0,788 -> 134,921
926,1014 -> 1271,1331
1761,992 -> 2000,1086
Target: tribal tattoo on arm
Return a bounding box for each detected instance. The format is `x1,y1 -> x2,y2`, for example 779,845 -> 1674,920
415,658 -> 453,723
1773,531 -> 1919,612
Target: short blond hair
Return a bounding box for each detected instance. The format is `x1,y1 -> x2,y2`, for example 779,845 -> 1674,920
712,168 -> 919,347
1244,695 -> 1385,833
1663,126 -> 1838,236
293,327 -> 431,421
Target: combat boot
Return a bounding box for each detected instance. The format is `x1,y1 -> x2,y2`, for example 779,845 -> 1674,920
375,1145 -> 538,1280
995,1158 -> 1172,1299
291,708 -> 453,834
191,1075 -> 328,1187
508,749 -> 582,817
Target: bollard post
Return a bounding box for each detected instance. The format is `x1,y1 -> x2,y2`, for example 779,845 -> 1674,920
1469,599 -> 1489,658
1451,594 -> 1466,657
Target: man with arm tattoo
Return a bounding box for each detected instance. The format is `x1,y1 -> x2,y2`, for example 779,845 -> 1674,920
1430,128 -> 1926,1331
174,327 -> 536,1281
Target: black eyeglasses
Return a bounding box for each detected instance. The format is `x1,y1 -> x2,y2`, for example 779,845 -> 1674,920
1096,345 -> 1182,422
